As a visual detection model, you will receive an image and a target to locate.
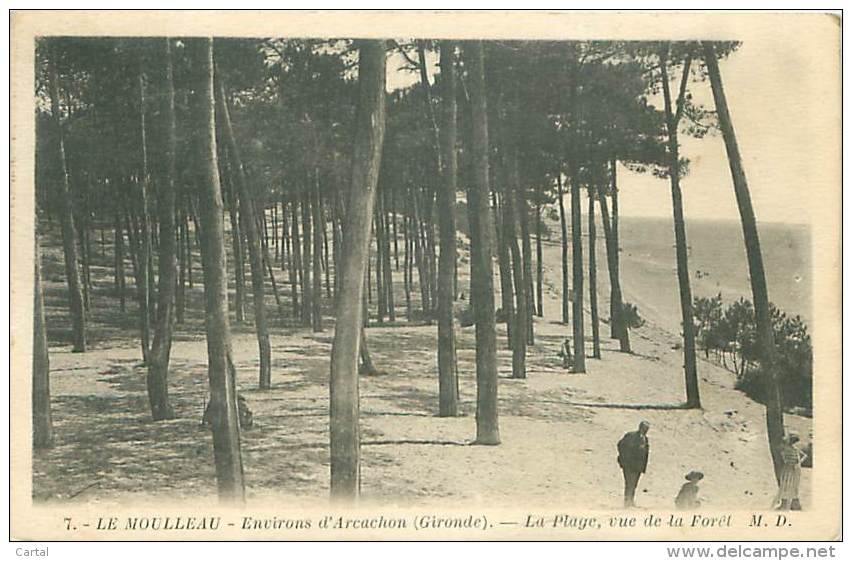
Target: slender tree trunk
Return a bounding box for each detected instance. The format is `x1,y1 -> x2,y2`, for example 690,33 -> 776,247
569,168 -> 586,373
465,41 -> 500,445
704,42 -> 784,479
535,203 -> 544,318
147,38 -> 179,420
598,185 -> 630,352
289,200 -> 301,318
403,211 -> 413,321
138,73 -> 154,363
124,197 -> 141,296
332,193 -> 343,303
186,37 -> 245,503
588,185 -> 601,359
186,206 -> 195,289
225,179 -> 246,323
114,212 -> 127,314
281,196 -> 289,272
33,235 -> 54,449
518,178 -> 535,345
660,51 -> 700,408
77,179 -> 91,312
259,227 -> 286,318
495,190 -> 514,349
176,207 -> 187,324
609,160 -> 620,338
273,201 -> 280,262
366,237 -> 373,309
311,170 -> 324,332
47,45 -> 87,353
412,193 -> 430,320
391,191 -> 400,271
329,40 -> 386,502
374,212 -> 386,323
381,196 -> 395,322
215,69 -> 272,390
300,188 -> 314,327
436,40 -> 460,416
504,168 -> 527,379
425,209 -> 438,320
557,172 -> 570,325
322,196 -> 332,298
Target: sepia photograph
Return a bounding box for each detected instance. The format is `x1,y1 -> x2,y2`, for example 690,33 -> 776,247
9,10 -> 842,541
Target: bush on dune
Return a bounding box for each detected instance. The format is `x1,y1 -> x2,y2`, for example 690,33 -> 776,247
693,295 -> 812,412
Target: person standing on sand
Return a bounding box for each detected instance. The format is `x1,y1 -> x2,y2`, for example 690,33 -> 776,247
617,421 -> 650,508
775,433 -> 805,511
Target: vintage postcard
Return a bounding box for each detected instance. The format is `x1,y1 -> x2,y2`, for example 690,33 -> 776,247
9,10 -> 841,541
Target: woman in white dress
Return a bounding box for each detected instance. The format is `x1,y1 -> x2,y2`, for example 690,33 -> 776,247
775,433 -> 805,511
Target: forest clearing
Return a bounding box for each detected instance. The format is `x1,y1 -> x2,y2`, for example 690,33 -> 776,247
29,36 -> 815,513
33,213 -> 811,509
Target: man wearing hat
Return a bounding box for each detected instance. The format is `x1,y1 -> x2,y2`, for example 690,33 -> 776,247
675,471 -> 704,509
617,421 -> 650,507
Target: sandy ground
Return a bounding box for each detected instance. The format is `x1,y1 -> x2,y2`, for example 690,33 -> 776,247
33,220 -> 811,510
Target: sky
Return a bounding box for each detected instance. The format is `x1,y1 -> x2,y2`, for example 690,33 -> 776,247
384,29 -> 839,226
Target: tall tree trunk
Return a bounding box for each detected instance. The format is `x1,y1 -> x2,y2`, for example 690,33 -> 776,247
77,178 -> 91,312
259,226 -> 286,318
176,207 -> 188,324
660,51 -> 700,408
504,167 -> 527,379
569,167 -> 586,373
704,42 -> 784,479
124,197 -> 141,295
147,38 -> 178,421
403,212 -> 413,321
518,179 -> 535,345
322,196 -> 332,298
33,235 -> 54,449
332,192 -> 343,303
215,69 -> 272,390
535,203 -> 544,318
114,211 -> 127,314
46,44 -> 87,353
598,185 -> 630,352
300,188 -> 314,327
311,171 -> 324,332
374,211 -> 386,323
391,191 -> 400,271
436,40 -> 460,416
329,40 -> 386,502
412,193 -> 430,320
557,172 -> 570,325
281,196 -> 289,272
465,41 -> 500,445
425,209 -> 438,320
495,190 -> 514,349
588,185 -> 601,359
186,37 -> 245,503
225,179 -> 246,323
186,205 -> 195,289
381,196 -> 395,322
609,160 -> 620,339
138,73 -> 153,363
272,201 -> 280,262
289,199 -> 301,318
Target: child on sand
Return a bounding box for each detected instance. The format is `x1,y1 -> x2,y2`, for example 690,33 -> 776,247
675,471 -> 704,510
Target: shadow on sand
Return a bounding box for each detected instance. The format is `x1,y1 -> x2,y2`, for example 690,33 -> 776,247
564,401 -> 692,411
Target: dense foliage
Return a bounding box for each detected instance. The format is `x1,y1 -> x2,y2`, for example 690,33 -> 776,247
694,294 -> 812,411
